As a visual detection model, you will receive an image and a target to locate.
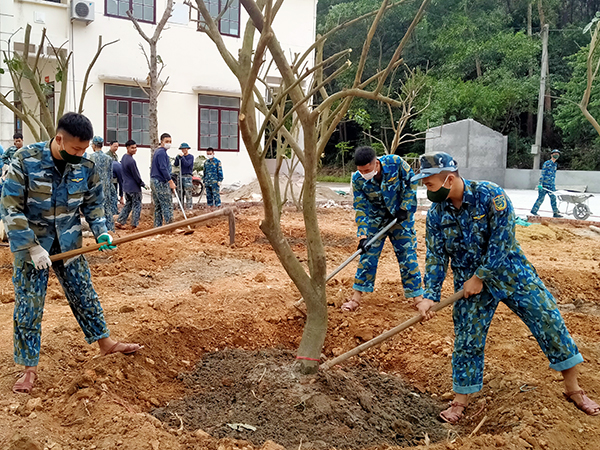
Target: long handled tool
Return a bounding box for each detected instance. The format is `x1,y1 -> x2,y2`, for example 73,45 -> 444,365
173,187 -> 194,235
294,218 -> 398,309
49,207 -> 235,262
320,290 -> 464,370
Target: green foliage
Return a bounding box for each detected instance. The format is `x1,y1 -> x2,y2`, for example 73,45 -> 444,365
316,174 -> 353,183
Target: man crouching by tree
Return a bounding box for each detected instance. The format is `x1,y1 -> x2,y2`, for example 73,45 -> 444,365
413,152 -> 599,423
2,112 -> 142,395
341,146 -> 424,312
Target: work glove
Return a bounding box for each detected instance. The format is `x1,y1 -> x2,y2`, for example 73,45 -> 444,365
97,233 -> 117,251
357,238 -> 370,253
537,185 -> 543,191
29,244 -> 52,270
142,184 -> 149,190
395,208 -> 408,222
177,152 -> 184,157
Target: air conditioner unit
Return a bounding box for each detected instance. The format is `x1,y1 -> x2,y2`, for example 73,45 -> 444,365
71,1 -> 95,23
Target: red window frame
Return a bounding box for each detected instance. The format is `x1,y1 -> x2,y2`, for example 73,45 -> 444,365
197,0 -> 241,38
198,95 -> 240,152
104,85 -> 151,147
105,0 -> 156,24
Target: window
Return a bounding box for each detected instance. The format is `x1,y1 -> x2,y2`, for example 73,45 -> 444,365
198,94 -> 239,152
106,0 -> 155,23
197,0 -> 240,37
104,84 -> 150,146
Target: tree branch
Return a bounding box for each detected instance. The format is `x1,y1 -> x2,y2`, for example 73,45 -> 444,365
78,36 -> 120,113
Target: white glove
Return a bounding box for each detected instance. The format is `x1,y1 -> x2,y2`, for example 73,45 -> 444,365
178,152 -> 184,157
29,245 -> 52,270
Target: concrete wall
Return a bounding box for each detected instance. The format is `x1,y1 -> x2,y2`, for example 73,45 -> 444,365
426,118 -> 508,186
0,0 -> 317,187
505,169 -> 600,192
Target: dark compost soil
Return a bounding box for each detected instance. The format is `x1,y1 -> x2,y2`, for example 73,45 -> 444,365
151,349 -> 448,449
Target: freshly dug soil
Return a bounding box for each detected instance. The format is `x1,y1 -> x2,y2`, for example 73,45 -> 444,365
152,349 -> 447,449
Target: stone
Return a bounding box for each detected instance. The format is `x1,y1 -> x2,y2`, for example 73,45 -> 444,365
254,273 -> 267,283
194,429 -> 211,439
441,392 -> 454,401
191,283 -> 208,294
260,440 -> 286,450
119,305 -> 135,313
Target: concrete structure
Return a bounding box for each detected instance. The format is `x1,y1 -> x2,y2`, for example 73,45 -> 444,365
425,118 -> 508,186
0,0 -> 317,186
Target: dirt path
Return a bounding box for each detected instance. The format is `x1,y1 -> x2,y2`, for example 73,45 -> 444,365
0,206 -> 599,450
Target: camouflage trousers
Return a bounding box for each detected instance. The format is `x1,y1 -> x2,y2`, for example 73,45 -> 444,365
205,182 -> 221,207
103,183 -> 117,232
118,192 -> 143,228
531,188 -> 559,214
12,246 -> 110,366
177,175 -> 193,210
151,178 -> 173,228
353,221 -> 423,298
451,283 -> 583,394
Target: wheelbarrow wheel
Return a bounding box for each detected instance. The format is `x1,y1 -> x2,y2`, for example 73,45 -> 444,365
573,203 -> 591,220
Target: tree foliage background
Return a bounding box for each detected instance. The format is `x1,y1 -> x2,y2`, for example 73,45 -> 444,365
318,0 -> 600,170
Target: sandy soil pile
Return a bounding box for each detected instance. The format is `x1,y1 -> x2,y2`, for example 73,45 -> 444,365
0,207 -> 599,450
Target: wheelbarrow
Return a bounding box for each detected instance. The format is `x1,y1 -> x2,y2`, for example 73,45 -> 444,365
543,187 -> 594,220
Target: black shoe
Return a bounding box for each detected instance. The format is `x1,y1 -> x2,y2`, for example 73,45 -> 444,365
530,211 -> 539,216
553,213 -> 563,218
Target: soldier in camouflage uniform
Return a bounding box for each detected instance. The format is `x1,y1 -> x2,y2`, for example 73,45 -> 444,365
150,133 -> 175,227
413,152 -> 599,422
341,146 -> 423,312
1,132 -> 24,171
531,149 -> 562,218
88,136 -> 117,231
203,148 -> 223,207
1,113 -> 141,395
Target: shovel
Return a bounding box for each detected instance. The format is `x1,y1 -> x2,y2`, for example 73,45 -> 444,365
173,187 -> 194,235
294,218 -> 398,310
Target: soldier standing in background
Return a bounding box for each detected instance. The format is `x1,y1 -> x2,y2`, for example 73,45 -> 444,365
174,143 -> 194,210
203,147 -> 223,208
530,149 -> 563,218
117,140 -> 146,229
89,136 -> 117,231
150,133 -> 176,227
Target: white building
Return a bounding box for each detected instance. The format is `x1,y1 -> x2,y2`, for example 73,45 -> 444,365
0,0 -> 317,185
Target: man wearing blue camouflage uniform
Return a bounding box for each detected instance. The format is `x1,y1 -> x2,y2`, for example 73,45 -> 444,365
150,133 -> 176,227
117,139 -> 146,229
414,152 -> 599,423
531,149 -> 562,218
1,133 -> 24,179
88,136 -> 117,231
341,146 -> 423,312
174,143 -> 194,210
1,112 -> 141,395
203,147 -> 223,207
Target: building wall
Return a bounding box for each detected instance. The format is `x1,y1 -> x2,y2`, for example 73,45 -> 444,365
425,118 -> 508,186
505,169 -> 600,192
0,0 -> 317,186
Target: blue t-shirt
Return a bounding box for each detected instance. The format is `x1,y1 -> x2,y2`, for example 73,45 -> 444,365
150,147 -> 172,183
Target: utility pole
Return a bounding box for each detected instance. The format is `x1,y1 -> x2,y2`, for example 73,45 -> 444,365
532,24 -> 549,170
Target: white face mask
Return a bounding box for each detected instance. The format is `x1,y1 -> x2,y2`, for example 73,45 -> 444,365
207,155 -> 214,159
361,170 -> 377,181
164,143 -> 171,150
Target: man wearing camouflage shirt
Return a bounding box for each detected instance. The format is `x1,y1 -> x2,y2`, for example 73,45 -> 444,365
530,149 -> 562,218
413,152 -> 598,423
203,147 -> 223,207
2,112 -> 141,395
341,146 -> 423,312
89,136 -> 117,231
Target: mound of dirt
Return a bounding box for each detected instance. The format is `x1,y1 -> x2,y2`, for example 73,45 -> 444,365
151,349 -> 447,449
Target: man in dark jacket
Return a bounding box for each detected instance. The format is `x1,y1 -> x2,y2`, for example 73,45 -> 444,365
116,140 -> 146,229
150,133 -> 175,227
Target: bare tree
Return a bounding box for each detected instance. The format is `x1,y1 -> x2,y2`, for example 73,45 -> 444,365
580,15 -> 600,136
191,0 -> 429,372
0,24 -> 117,141
127,0 -> 173,152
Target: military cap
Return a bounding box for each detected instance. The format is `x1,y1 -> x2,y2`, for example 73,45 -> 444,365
411,152 -> 458,182
92,136 -> 104,146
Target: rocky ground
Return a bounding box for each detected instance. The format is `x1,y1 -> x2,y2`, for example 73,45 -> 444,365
0,203 -> 599,450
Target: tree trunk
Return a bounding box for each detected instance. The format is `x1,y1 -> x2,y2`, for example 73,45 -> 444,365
149,43 -> 160,154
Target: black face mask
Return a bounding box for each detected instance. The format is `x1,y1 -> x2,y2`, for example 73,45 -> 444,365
59,149 -> 83,165
426,175 -> 451,203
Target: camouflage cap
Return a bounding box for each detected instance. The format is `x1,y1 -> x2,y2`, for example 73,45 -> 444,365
91,136 -> 104,146
411,152 -> 458,182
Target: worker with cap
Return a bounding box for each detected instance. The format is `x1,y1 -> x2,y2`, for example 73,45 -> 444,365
341,146 -> 423,312
89,136 -> 117,231
531,149 -> 562,218
412,152 -> 598,423
174,143 -> 194,210
1,112 -> 141,394
203,147 -> 223,208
